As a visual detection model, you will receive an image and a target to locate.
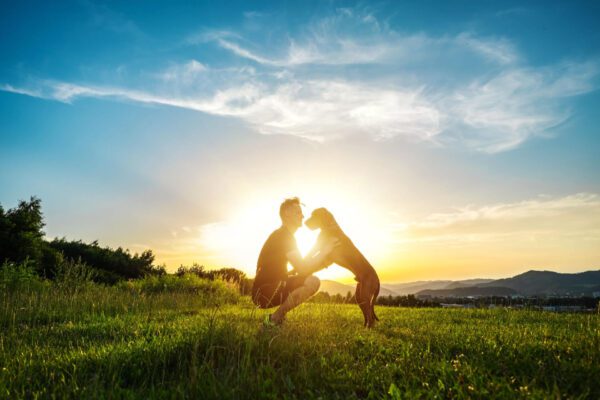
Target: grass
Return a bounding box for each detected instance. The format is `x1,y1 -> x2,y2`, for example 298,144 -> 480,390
1,282 -> 598,399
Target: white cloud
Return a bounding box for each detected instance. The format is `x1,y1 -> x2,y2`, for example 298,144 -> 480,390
157,60 -> 207,83
2,78 -> 441,142
448,62 -> 599,152
216,38 -> 278,65
405,193 -> 600,239
205,11 -> 519,68
240,80 -> 441,141
0,79 -> 263,114
1,84 -> 43,98
2,9 -> 598,152
455,33 -> 519,65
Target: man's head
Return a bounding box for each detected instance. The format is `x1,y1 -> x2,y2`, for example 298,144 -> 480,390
280,197 -> 304,231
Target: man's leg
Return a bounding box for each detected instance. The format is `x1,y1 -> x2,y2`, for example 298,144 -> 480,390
270,275 -> 320,324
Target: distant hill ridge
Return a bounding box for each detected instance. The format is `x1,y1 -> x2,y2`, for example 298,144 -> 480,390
318,269 -> 600,298
416,286 -> 518,297
477,270 -> 600,296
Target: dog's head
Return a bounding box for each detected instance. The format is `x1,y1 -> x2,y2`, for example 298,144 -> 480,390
305,207 -> 337,231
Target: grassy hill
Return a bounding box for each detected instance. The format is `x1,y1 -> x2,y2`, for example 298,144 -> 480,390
1,278 -> 598,399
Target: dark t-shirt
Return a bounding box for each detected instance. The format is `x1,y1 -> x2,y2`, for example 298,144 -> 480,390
253,226 -> 297,290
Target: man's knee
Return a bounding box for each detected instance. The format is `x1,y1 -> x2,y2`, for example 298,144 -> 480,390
304,275 -> 320,294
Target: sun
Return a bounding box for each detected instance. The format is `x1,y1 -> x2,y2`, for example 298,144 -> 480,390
194,186 -> 391,283
294,225 -> 319,257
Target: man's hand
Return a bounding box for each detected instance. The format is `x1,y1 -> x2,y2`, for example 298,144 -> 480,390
286,237 -> 340,276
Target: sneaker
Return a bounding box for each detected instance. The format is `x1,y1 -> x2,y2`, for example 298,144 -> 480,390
263,314 -> 281,328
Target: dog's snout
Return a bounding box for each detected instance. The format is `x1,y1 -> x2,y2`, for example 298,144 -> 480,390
304,216 -> 318,230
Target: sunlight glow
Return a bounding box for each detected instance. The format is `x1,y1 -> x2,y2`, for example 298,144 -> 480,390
193,185 -> 393,282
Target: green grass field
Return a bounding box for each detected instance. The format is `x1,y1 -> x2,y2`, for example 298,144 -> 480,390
1,283 -> 598,399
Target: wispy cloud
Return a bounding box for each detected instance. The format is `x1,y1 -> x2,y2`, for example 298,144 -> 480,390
448,61 -> 599,152
2,8 -> 598,152
216,38 -> 279,65
204,10 -> 520,68
155,60 -> 207,83
403,193 -> 600,242
1,78 -> 439,142
0,78 -> 261,113
1,84 -> 43,98
455,33 -> 519,65
237,80 -> 441,141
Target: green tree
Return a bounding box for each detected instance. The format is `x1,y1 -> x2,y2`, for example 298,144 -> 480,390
0,197 -> 48,273
49,239 -> 161,283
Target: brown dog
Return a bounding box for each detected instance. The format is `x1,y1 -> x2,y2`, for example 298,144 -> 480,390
304,207 -> 380,328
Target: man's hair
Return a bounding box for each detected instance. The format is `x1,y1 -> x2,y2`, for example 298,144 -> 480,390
279,197 -> 301,219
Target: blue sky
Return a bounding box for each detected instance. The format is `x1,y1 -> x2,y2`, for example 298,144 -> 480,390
1,1 -> 599,281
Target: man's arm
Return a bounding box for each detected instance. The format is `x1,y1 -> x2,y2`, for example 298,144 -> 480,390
286,238 -> 338,276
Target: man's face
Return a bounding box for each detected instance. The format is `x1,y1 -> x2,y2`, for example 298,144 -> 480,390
286,204 -> 304,228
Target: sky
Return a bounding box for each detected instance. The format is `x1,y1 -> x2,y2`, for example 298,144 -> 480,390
1,0 -> 600,283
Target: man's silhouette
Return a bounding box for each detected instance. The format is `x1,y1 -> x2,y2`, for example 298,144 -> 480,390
252,197 -> 338,325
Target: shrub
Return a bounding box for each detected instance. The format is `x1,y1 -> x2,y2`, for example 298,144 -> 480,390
54,258 -> 97,293
49,238 -> 161,283
117,273 -> 240,304
176,264 -> 248,294
0,260 -> 47,291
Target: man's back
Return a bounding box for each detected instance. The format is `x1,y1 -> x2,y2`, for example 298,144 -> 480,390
253,226 -> 297,290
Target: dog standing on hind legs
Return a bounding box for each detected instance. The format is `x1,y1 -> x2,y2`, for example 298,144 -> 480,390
303,208 -> 380,328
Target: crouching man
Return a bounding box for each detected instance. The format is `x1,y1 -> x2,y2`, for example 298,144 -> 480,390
252,197 -> 338,325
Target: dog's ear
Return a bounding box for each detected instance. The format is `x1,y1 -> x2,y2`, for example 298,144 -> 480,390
318,208 -> 336,226
312,208 -> 327,222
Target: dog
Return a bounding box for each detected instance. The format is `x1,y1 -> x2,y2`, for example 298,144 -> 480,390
303,207 -> 380,328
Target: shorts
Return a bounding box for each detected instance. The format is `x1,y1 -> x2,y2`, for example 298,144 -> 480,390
252,275 -> 307,309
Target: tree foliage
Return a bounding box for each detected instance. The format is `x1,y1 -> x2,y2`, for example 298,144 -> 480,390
176,264 -> 250,294
1,197 -> 164,283
49,239 -> 163,284
0,197 -> 58,276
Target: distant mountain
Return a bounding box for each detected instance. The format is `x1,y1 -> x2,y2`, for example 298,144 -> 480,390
320,279 -> 496,297
318,270 -> 600,298
415,270 -> 600,297
443,282 -> 472,290
318,280 -> 354,297
416,286 -> 518,298
480,270 -> 600,296
381,281 -> 451,295
319,280 -> 396,297
445,279 -> 494,288
382,279 -> 494,295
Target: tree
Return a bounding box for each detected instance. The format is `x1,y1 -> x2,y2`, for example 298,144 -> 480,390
0,197 -> 53,275
49,238 -> 161,283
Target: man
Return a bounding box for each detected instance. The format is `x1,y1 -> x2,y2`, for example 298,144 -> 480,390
252,197 -> 338,325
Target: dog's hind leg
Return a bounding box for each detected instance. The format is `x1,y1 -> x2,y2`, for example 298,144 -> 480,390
371,280 -> 380,323
360,278 -> 379,328
355,282 -> 370,327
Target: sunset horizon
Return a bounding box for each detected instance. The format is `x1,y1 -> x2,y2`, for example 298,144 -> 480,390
2,1 -> 599,283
